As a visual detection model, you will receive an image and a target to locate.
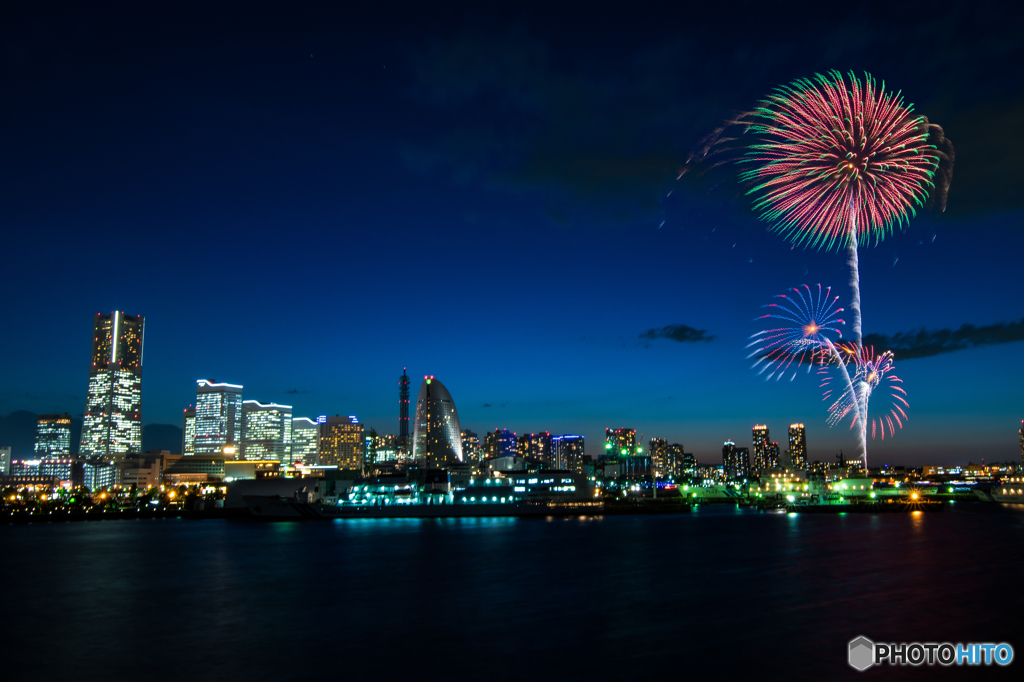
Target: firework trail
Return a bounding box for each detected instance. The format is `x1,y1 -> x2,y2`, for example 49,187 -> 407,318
733,71 -> 951,466
747,284 -> 844,381
821,346 -> 908,441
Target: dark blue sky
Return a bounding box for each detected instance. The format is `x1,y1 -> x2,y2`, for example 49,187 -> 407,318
2,1 -> 1022,465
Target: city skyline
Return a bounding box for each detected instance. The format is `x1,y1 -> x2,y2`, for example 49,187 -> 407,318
1,4 -> 1022,466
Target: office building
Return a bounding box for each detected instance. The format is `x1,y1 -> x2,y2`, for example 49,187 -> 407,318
605,428 -> 637,457
399,369 -> 411,458
35,414 -> 73,458
79,311 -> 145,460
1019,420 -> 1023,467
789,424 -> 807,470
240,401 -> 292,461
0,446 -> 10,476
39,459 -> 75,482
752,425 -> 770,474
551,435 -> 585,473
461,430 -> 481,463
374,433 -> 398,464
194,380 -> 243,457
82,460 -> 118,490
675,446 -> 697,476
182,407 -> 196,455
649,438 -> 668,477
411,375 -> 463,468
319,415 -> 365,472
291,417 -> 320,465
723,441 -> 750,480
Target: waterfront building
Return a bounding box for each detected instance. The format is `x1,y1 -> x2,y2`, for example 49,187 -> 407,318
517,433 -> 530,459
9,459 -> 40,476
373,433 -> 398,464
551,435 -> 585,473
768,442 -> 781,471
291,417 -> 320,465
79,311 -> 145,460
0,446 -> 10,476
182,407 -> 196,455
789,424 -> 807,470
752,425 -> 770,474
605,428 -> 637,457
240,401 -> 292,461
676,447 -> 697,476
460,430 -> 481,463
82,460 -> 118,490
319,415 -> 365,472
163,455 -> 226,483
649,438 -> 668,476
119,451 -> 172,488
35,414 -> 72,458
723,441 -> 750,480
194,380 -> 243,457
39,458 -> 75,482
399,368 -> 410,458
622,455 -> 652,480
411,376 -> 463,468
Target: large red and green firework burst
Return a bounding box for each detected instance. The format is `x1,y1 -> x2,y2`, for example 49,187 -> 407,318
740,70 -> 940,250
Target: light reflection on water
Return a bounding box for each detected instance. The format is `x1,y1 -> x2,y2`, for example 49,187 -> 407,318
1,505 -> 1021,681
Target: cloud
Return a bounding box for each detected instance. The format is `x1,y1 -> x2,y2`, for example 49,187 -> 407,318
639,324 -> 715,344
286,389 -> 312,395
863,318 -> 1024,360
482,403 -> 492,407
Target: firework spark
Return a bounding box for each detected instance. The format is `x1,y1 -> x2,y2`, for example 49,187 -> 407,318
747,284 -> 845,381
822,345 -> 908,440
739,70 -> 942,251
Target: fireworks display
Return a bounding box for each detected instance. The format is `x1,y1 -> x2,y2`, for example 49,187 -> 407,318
739,70 -> 941,251
821,345 -> 908,440
747,284 -> 845,381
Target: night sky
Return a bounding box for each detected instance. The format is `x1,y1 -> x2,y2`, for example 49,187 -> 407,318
2,1 -> 1022,465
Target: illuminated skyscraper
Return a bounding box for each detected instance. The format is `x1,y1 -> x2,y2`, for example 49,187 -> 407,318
374,433 -> 398,464
319,415 -> 364,471
194,380 -> 243,457
551,434 -> 585,472
35,414 -> 72,458
723,441 -> 750,480
291,417 -> 320,464
788,424 -> 807,470
767,442 -> 780,470
80,311 -> 145,460
752,425 -> 770,474
182,407 -> 195,455
240,401 -> 292,461
412,375 -> 463,468
605,428 -> 637,457
0,447 -> 11,476
399,369 -> 410,458
461,430 -> 481,463
649,438 -> 668,476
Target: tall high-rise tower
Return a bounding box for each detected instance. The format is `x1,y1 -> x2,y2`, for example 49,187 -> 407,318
182,407 -> 196,455
788,424 -> 807,470
752,425 -> 770,474
80,311 -> 145,460
240,401 -> 292,461
35,414 -> 72,458
399,368 -> 410,458
194,380 -> 243,457
412,375 -> 463,468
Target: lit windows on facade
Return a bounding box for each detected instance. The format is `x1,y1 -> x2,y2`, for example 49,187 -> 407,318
605,428 -> 637,457
411,376 -> 463,469
35,413 -> 72,458
789,424 -> 807,470
240,401 -> 292,461
194,380 -> 243,457
291,417 -> 320,465
723,441 -> 750,480
182,407 -> 196,455
374,433 -> 398,464
460,430 -> 481,463
551,435 -> 585,473
752,425 -> 770,474
80,311 -> 145,460
319,415 -> 365,472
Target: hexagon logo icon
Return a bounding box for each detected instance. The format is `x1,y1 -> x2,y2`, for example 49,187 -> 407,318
849,636 -> 875,671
